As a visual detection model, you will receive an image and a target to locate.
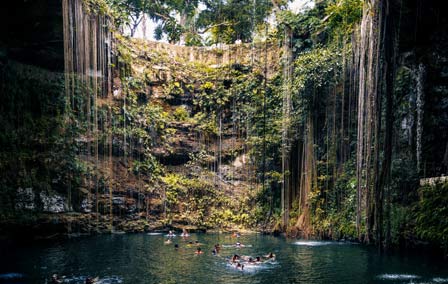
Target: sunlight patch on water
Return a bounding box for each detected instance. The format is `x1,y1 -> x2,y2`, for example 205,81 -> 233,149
221,244 -> 253,248
433,278 -> 448,283
55,275 -> 123,284
293,241 -> 351,246
146,232 -> 163,235
377,274 -> 420,280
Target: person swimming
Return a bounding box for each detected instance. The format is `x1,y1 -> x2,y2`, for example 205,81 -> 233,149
174,244 -> 179,250
51,274 -> 62,284
214,244 -> 221,254
85,277 -> 98,284
181,228 -> 190,237
164,239 -> 172,244
264,252 -> 275,260
231,254 -> 240,263
195,247 -> 203,254
235,263 -> 244,270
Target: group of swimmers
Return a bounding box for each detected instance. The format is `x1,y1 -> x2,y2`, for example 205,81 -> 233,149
169,238 -> 215,255
229,252 -> 276,270
166,229 -> 276,271
165,229 -> 208,255
166,229 -> 190,238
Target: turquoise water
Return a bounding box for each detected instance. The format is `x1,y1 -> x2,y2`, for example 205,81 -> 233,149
1,233 -> 447,283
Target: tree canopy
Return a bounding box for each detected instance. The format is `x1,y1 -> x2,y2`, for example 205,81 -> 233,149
108,0 -> 278,45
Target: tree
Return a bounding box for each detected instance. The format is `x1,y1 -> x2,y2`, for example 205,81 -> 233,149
196,0 -> 273,44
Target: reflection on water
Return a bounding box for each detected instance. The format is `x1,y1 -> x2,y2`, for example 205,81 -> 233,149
377,274 -> 420,280
0,234 -> 447,284
293,240 -> 358,246
44,275 -> 123,284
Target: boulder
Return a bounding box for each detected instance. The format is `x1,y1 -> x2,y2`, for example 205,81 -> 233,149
81,198 -> 93,213
15,187 -> 35,210
39,191 -> 66,213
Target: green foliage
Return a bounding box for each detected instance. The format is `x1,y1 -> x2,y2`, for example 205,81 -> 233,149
84,0 -> 112,16
291,46 -> 343,128
116,34 -> 133,73
294,47 -> 342,89
195,81 -> 228,113
161,173 -> 188,209
413,182 -> 448,249
197,0 -> 273,44
276,9 -> 321,53
164,81 -> 184,97
173,106 -> 190,122
132,153 -> 163,180
193,112 -> 218,135
0,61 -> 84,214
389,205 -> 413,246
325,0 -> 363,42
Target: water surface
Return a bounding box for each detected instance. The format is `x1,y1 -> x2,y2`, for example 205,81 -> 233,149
1,233 -> 447,283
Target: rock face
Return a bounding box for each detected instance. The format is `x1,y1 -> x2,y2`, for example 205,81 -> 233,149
81,199 -> 93,213
0,0 -> 263,239
15,188 -> 68,213
40,191 -> 67,213
15,188 -> 35,211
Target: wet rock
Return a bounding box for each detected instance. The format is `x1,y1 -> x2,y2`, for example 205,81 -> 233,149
112,196 -> 125,205
81,198 -> 93,213
39,191 -> 66,213
127,204 -> 137,214
15,187 -> 35,210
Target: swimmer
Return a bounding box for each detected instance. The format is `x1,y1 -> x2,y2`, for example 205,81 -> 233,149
195,247 -> 203,254
255,256 -> 261,262
235,263 -> 244,270
235,242 -> 243,247
164,239 -> 172,244
214,244 -> 221,254
174,244 -> 179,250
232,232 -> 241,238
181,228 -> 190,237
51,274 -> 62,284
231,254 -> 240,263
85,277 -> 98,284
167,230 -> 175,237
264,252 -> 275,260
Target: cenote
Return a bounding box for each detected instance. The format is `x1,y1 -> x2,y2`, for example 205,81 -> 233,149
2,0 -> 448,283
1,234 -> 447,284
